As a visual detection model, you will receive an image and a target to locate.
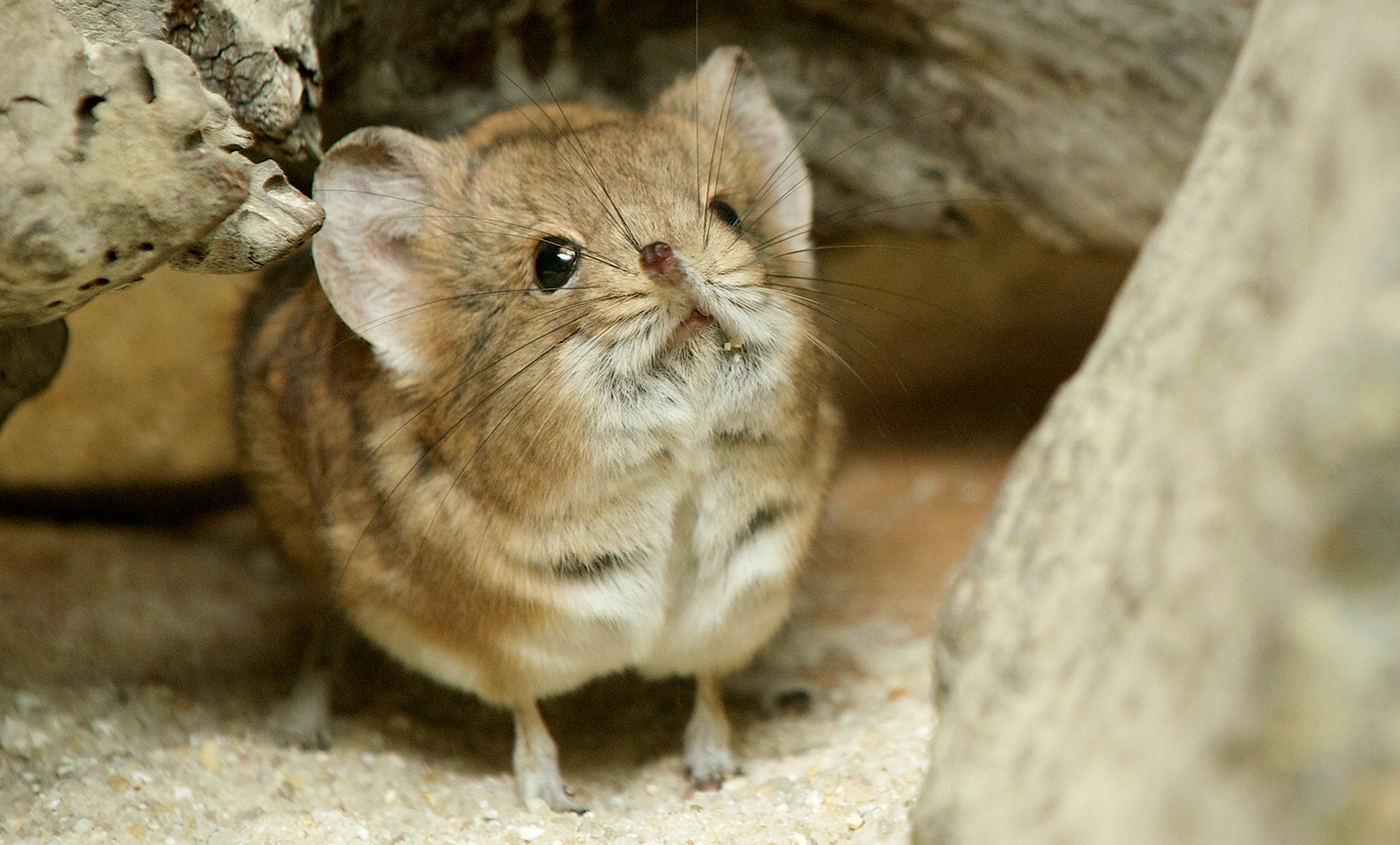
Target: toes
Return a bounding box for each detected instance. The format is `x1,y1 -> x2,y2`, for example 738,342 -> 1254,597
687,768 -> 726,792
686,760 -> 740,792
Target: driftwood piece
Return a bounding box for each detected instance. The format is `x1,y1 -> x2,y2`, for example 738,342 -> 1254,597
171,159 -> 323,273
166,0 -> 323,161
315,0 -> 1249,248
0,0 -> 249,327
912,0 -> 1400,842
0,0 -> 322,333
55,0 -> 323,161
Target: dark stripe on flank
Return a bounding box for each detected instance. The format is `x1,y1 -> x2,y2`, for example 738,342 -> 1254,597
553,550 -> 636,579
732,502 -> 793,551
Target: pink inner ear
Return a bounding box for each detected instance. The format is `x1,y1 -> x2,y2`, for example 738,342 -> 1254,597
311,127 -> 440,376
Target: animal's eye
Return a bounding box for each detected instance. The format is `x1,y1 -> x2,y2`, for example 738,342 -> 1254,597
708,198 -> 742,234
533,236 -> 581,292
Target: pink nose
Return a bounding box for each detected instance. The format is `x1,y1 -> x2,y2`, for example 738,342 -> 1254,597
639,241 -> 682,284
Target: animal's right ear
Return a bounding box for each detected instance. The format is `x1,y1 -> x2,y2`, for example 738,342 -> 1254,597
312,126 -> 443,376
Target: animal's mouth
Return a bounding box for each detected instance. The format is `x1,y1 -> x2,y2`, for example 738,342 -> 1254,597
669,309 -> 714,347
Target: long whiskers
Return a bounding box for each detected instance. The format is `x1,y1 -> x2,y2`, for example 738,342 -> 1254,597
315,187 -> 629,273
753,283 -> 912,394
494,74 -> 642,252
406,337 -> 568,576
323,293 -> 633,602
328,321 -> 579,601
702,62 -> 742,247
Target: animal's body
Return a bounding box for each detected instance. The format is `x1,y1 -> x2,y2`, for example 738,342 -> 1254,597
236,47 -> 840,811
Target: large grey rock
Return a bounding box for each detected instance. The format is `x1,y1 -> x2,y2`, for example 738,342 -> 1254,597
913,0 -> 1400,843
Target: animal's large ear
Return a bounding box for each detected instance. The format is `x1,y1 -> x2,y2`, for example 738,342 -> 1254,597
654,47 -> 813,250
312,126 -> 444,376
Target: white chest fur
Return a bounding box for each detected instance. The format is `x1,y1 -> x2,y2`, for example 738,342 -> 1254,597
355,342 -> 818,704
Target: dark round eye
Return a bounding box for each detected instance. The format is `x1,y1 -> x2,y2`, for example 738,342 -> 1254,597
533,236 -> 581,292
708,198 -> 742,233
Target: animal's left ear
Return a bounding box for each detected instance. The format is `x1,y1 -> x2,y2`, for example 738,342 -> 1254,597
654,47 -> 813,249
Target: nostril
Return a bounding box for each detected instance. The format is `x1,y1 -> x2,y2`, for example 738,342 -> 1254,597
639,241 -> 677,278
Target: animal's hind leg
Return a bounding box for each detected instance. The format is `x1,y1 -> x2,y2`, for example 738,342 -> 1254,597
513,700 -> 586,813
684,673 -> 738,790
267,614 -> 346,749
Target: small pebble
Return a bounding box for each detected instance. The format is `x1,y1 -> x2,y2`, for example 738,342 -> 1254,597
846,812 -> 864,830
517,824 -> 544,841
198,740 -> 220,773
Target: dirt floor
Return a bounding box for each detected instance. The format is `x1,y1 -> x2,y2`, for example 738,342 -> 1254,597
0,424 -> 1013,845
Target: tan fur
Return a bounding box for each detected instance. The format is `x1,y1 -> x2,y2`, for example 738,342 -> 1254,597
238,47 -> 840,810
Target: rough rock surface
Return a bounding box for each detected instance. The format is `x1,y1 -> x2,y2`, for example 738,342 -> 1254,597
913,0 -> 1400,843
0,0 -> 251,327
166,0 -> 323,161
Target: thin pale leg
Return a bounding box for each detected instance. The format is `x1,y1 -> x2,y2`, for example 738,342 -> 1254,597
267,614 -> 345,749
512,700 -> 586,813
684,673 -> 738,790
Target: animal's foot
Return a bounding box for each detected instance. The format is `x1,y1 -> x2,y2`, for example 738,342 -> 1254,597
514,700 -> 587,814
267,668 -> 335,750
684,674 -> 738,791
686,756 -> 741,792
520,778 -> 588,815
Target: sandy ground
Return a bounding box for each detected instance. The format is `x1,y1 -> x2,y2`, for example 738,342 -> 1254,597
0,442 -> 1010,845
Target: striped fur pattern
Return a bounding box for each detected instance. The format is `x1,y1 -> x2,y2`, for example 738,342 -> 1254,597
237,47 -> 840,811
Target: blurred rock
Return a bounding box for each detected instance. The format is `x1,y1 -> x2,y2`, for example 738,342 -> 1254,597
914,1 -> 1400,843
317,0 -> 1248,248
0,513 -> 311,684
0,320 -> 68,428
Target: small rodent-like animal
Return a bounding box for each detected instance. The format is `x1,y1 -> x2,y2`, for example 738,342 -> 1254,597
236,46 -> 840,812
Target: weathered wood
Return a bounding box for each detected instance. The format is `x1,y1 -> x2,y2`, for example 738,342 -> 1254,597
55,0 -> 323,161
913,0 -> 1400,842
0,0 -> 323,331
165,0 -> 323,161
1,0 -> 249,327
